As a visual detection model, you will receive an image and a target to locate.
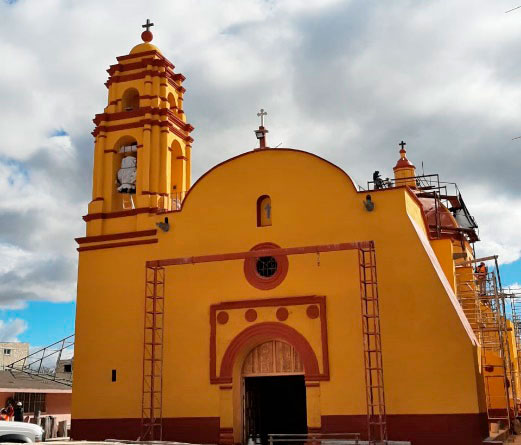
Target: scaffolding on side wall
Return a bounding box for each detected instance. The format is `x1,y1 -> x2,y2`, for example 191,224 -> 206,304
507,289 -> 521,414
456,259 -> 516,432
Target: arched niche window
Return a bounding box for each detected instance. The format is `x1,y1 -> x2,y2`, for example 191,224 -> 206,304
121,88 -> 140,112
114,136 -> 138,210
170,140 -> 186,210
257,195 -> 272,227
167,92 -> 177,111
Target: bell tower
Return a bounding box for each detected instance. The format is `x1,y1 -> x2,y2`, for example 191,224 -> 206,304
85,21 -> 194,235
393,141 -> 416,188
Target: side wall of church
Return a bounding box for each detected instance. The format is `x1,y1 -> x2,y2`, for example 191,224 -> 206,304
73,150 -> 487,444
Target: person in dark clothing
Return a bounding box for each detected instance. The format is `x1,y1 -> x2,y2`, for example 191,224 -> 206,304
373,171 -> 384,189
13,402 -> 23,422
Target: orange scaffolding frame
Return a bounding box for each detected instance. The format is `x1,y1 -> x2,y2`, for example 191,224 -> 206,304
141,241 -> 387,444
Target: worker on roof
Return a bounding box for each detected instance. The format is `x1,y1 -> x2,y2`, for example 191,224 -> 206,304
373,171 -> 384,189
475,262 -> 488,296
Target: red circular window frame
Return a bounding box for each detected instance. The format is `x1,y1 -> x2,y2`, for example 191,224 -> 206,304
244,242 -> 289,290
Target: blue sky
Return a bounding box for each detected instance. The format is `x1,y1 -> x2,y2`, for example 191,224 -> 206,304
2,302 -> 75,346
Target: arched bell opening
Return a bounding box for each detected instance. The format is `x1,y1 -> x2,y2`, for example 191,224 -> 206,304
112,135 -> 138,211
121,88 -> 140,112
167,92 -> 177,112
170,139 -> 186,210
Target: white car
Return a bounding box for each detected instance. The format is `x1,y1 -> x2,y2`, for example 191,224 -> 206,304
0,422 -> 44,442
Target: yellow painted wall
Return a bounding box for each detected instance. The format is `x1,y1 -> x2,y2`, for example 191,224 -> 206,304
74,149 -> 485,435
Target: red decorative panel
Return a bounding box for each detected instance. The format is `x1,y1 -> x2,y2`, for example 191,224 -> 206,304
210,296 -> 329,384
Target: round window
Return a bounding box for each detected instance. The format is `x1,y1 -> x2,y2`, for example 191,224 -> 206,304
256,256 -> 278,278
244,243 -> 289,290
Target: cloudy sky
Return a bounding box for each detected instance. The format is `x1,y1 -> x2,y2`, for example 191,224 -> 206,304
0,0 -> 520,346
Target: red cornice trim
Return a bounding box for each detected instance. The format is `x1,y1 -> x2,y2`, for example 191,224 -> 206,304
92,107 -> 193,133
107,57 -> 175,76
77,238 -> 157,252
83,207 -> 156,222
209,296 -> 329,384
105,69 -> 186,94
75,229 -> 157,245
92,116 -> 194,142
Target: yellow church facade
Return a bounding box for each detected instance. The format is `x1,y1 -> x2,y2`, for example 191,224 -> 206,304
72,27 -> 497,445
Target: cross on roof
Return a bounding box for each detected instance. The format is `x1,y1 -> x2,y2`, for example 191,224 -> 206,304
257,108 -> 267,127
142,19 -> 154,32
399,140 -> 406,149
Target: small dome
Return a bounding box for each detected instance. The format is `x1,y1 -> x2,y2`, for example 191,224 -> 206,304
393,147 -> 415,171
130,42 -> 162,55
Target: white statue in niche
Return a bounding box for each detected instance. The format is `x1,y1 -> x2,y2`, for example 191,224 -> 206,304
117,155 -> 137,193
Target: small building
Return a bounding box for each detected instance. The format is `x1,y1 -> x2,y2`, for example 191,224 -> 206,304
0,343 -> 29,370
55,359 -> 73,382
0,371 -> 71,424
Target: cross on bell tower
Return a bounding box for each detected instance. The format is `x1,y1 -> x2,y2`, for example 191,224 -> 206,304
142,19 -> 154,31
254,109 -> 269,150
141,19 -> 154,43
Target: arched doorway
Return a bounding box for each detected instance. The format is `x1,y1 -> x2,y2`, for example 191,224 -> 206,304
242,341 -> 307,444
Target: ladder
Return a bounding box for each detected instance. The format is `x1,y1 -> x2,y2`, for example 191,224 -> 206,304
140,265 -> 165,441
478,273 -> 512,431
358,243 -> 387,444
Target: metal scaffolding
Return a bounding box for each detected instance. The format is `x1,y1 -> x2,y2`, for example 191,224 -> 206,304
359,243 -> 387,444
140,265 -> 165,441
6,335 -> 74,386
455,259 -> 515,431
507,288 -> 521,414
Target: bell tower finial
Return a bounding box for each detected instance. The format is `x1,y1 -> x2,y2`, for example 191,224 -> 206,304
254,109 -> 269,150
393,140 -> 417,188
141,19 -> 154,43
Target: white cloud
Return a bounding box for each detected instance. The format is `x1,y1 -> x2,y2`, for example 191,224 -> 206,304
0,0 -> 520,313
0,319 -> 28,342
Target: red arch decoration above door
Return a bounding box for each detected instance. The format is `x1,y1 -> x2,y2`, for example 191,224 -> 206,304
217,322 -> 321,383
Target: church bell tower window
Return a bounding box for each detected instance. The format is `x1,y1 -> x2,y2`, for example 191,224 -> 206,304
116,143 -> 137,194
121,88 -> 140,112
